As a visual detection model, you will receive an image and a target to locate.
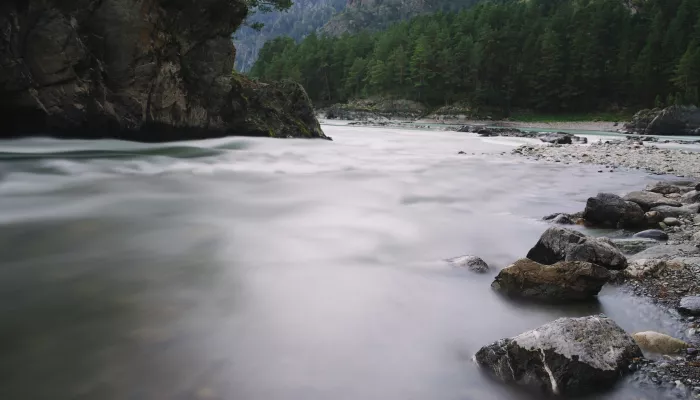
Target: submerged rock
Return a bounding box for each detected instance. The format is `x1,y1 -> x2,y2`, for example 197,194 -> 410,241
447,255 -> 489,273
491,259 -> 610,301
583,193 -> 646,229
632,331 -> 689,354
623,191 -> 681,210
0,0 -> 326,141
679,296 -> 700,316
526,227 -> 627,270
646,181 -> 682,195
474,315 -> 642,396
552,214 -> 574,225
633,229 -> 669,241
611,238 -> 660,255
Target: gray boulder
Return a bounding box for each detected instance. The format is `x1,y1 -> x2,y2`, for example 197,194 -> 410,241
474,315 -> 643,396
679,296 -> 700,316
583,193 -> 646,229
682,191 -> 700,204
446,255 -> 489,273
623,191 -> 681,210
633,229 -> 669,241
526,227 -> 628,270
491,259 -> 610,301
539,133 -> 573,144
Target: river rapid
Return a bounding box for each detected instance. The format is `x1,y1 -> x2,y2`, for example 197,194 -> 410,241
0,126 -> 684,399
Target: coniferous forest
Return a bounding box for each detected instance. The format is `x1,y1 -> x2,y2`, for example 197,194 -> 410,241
250,0 -> 700,114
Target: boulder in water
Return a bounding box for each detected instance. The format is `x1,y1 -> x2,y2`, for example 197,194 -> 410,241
526,227 -> 627,270
491,259 -> 610,301
474,315 -> 642,396
583,193 -> 646,229
539,133 -> 573,144
633,229 -> 668,241
446,255 -> 489,273
632,331 -> 689,354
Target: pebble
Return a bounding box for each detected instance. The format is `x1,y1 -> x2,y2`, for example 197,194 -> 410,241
665,217 -> 680,226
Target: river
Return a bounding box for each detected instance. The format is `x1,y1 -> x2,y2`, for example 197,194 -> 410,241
0,125 -> 684,399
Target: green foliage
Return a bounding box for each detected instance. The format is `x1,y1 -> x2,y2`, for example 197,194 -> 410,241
252,0 -> 700,111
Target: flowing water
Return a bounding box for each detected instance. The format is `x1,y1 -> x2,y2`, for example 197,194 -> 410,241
0,126 -> 685,399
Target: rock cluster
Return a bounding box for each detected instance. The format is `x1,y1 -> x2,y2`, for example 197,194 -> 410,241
623,106 -> 700,136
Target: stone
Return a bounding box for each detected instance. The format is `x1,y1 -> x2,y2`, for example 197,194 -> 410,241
645,211 -> 664,224
624,191 -> 682,210
0,0 -> 327,142
491,259 -> 610,301
651,205 -> 698,219
632,331 -> 689,354
446,255 -> 489,273
611,238 -> 660,255
474,315 -> 642,396
633,229 -> 669,241
539,133 -> 573,145
629,244 -> 700,261
552,214 -> 574,225
646,181 -> 682,195
679,296 -> 700,316
693,232 -> 700,242
526,227 -> 628,270
624,259 -> 672,278
664,217 -> 680,226
583,193 -> 646,229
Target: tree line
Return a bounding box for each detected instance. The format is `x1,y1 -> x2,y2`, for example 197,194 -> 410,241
250,0 -> 700,114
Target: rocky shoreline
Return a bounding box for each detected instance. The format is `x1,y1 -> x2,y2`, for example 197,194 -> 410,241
464,153 -> 700,397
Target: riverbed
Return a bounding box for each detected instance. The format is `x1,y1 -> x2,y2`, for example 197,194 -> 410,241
0,125 -> 686,399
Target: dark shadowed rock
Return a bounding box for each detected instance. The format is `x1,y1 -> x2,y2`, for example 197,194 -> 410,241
644,211 -> 664,225
539,133 -> 573,144
633,229 -> 669,241
679,296 -> 700,316
681,190 -> 700,204
623,191 -> 681,210
526,227 -> 628,270
474,315 -> 642,396
646,182 -> 682,195
583,193 -> 646,229
0,0 -> 326,141
625,106 -> 700,136
552,214 -> 574,225
446,255 -> 489,273
491,259 -> 610,301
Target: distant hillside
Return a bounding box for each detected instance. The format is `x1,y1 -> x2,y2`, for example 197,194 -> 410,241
321,0 -> 479,36
234,0 -> 346,72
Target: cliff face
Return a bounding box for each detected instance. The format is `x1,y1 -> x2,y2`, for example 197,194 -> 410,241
0,0 -> 326,141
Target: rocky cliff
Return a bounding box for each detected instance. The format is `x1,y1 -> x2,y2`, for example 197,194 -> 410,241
0,0 -> 326,141
624,106 -> 700,136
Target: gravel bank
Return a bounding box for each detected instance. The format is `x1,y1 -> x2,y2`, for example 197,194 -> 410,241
514,141 -> 700,178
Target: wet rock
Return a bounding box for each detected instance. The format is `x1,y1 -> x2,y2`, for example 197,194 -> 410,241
664,217 -> 680,226
646,182 -> 682,195
624,191 -> 682,210
526,227 -> 627,270
632,331 -> 689,354
583,193 -> 646,229
633,229 -> 669,241
539,133 -> 573,145
679,296 -> 700,316
552,214 -> 574,225
491,259 -> 610,301
447,255 -> 489,273
474,315 -> 642,396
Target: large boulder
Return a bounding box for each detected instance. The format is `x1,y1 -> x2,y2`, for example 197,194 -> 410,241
0,0 -> 326,141
623,191 -> 681,210
583,193 -> 646,229
650,204 -> 698,219
474,316 -> 643,396
491,259 -> 610,301
625,106 -> 700,136
526,227 -> 628,270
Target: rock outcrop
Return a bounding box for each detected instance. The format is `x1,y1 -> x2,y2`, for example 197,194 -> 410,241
0,0 -> 326,142
583,193 -> 646,229
624,106 -> 700,136
474,315 -> 642,396
491,259 -> 610,301
526,227 -> 628,270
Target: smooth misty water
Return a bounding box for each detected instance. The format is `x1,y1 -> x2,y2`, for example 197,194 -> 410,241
0,126 -> 685,400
